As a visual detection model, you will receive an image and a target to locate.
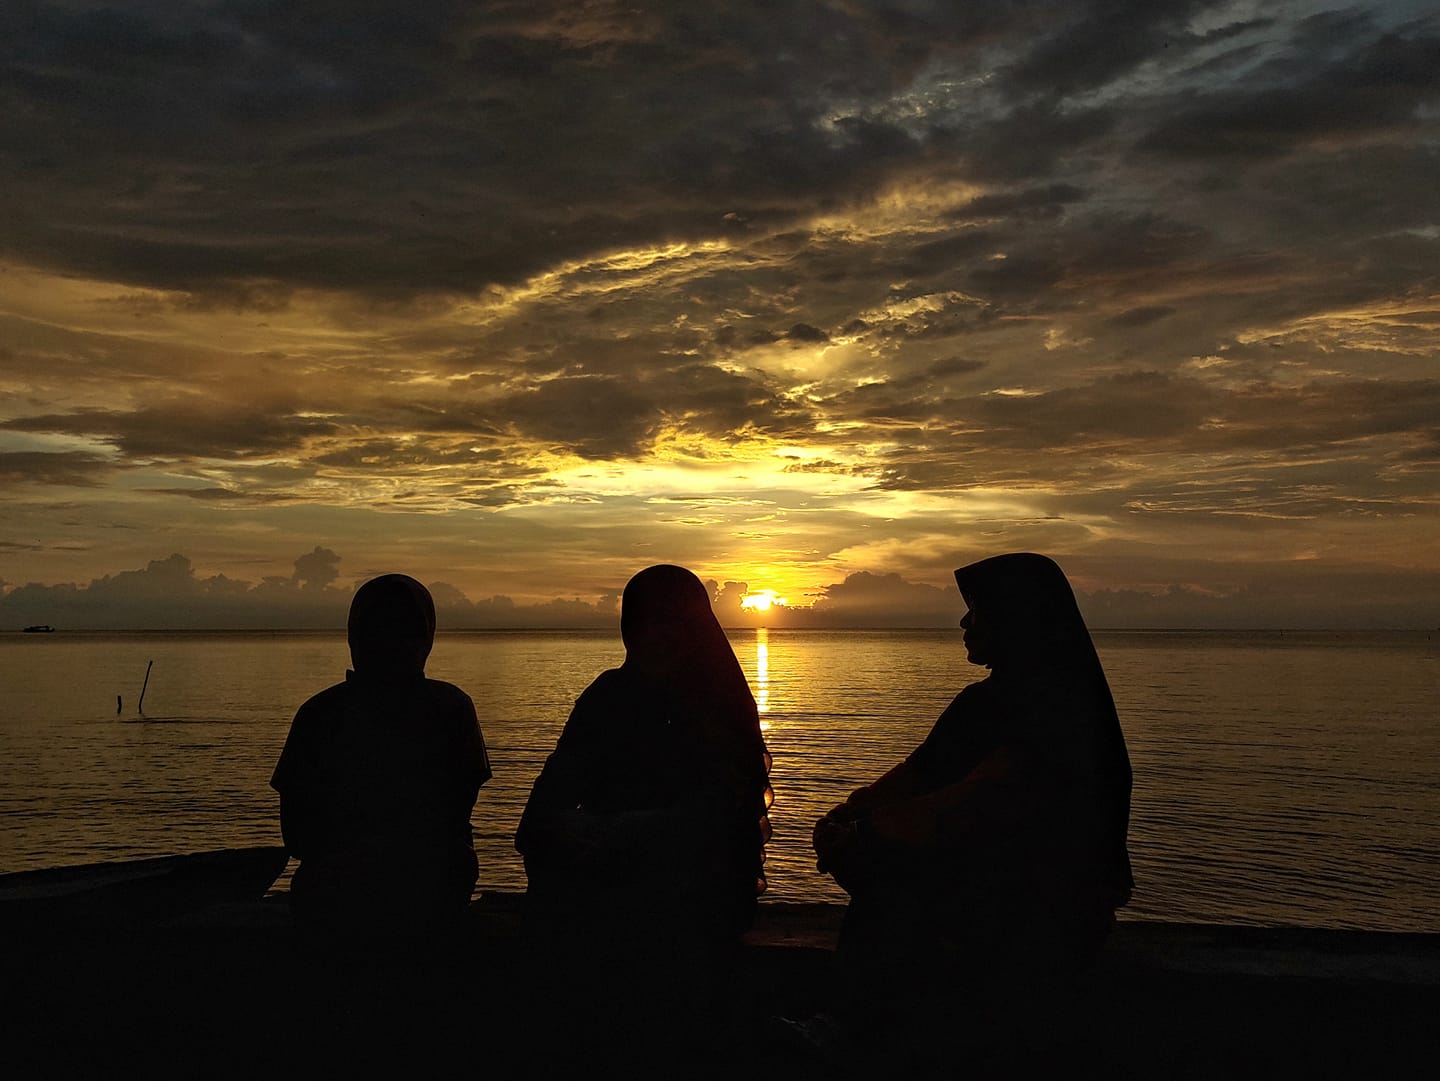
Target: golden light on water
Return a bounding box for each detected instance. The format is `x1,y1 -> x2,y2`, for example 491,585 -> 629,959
754,627 -> 770,724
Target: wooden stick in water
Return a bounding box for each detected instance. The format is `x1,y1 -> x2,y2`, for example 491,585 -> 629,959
138,660 -> 153,715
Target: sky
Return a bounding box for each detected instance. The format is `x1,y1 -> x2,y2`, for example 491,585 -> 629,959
2,0 -> 1439,629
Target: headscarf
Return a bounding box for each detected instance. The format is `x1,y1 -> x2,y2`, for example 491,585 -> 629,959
954,552 -> 1133,904
347,573 -> 436,681
620,564 -> 772,894
621,565 -> 742,685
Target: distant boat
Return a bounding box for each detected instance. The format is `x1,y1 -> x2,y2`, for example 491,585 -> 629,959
22,624 -> 56,633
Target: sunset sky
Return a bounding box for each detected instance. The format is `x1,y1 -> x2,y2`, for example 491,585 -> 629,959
2,1 -> 1438,628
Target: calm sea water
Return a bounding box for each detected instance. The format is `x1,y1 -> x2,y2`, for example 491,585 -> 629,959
1,628 -> 1436,931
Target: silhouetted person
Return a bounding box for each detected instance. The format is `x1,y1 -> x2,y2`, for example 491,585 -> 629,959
809,553 -> 1133,1070
271,574 -> 491,935
515,564 -> 771,1066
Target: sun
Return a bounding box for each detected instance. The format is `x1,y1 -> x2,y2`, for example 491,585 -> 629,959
740,590 -> 785,613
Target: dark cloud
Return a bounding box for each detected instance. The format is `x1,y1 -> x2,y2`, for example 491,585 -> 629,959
492,375 -> 655,459
783,323 -> 829,343
1139,22 -> 1440,159
1110,305 -> 1175,327
6,545 -> 1439,631
292,545 -> 340,590
856,373 -> 1440,517
809,571 -> 958,627
0,548 -> 625,630
0,552 -> 345,629
147,486 -> 299,504
2,403 -> 336,460
1000,0 -> 1213,100
405,364 -> 813,462
949,101 -> 1118,184
900,230 -> 999,278
1075,561 -> 1440,629
0,450 -> 112,487
0,1 -> 979,296
651,363 -> 812,441
947,184 -> 1088,222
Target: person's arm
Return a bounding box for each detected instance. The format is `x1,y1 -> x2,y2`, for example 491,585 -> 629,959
815,743 -> 1053,887
271,706 -> 317,859
812,759 -> 928,872
833,759 -> 931,819
865,743 -> 1050,852
450,689 -> 491,820
514,750 -> 583,857
514,686 -> 607,864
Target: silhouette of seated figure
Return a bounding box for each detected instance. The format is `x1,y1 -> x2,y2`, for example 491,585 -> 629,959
516,564 -> 772,952
811,553 -> 1133,1062
271,574 -> 491,934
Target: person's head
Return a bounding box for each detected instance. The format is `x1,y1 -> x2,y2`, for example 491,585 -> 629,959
953,553 -> 1091,671
347,573 -> 436,679
620,564 -> 723,681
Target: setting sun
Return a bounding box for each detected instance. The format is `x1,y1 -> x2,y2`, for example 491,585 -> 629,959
740,590 -> 786,613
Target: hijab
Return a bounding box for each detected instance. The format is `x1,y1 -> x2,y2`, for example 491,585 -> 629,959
347,573 -> 436,682
954,553 -> 1133,904
620,565 -> 761,753
622,566 -> 745,689
620,564 -> 772,893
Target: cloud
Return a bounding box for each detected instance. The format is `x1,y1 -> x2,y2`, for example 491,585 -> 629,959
0,450 -> 112,487
0,1 -> 966,297
6,548 -> 1440,630
146,486 -> 300,504
1138,19 -> 1440,160
2,403 -> 337,460
0,549 -> 623,630
948,184 -> 1089,222
292,545 -> 340,590
999,0 -> 1212,100
808,571 -> 959,627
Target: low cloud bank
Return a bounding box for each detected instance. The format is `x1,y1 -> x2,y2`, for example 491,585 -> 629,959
3,551 -> 1438,631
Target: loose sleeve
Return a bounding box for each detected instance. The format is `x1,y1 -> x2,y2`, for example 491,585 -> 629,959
271,695 -> 327,858
871,743 -> 1053,853
514,689 -> 597,856
453,689 -> 492,790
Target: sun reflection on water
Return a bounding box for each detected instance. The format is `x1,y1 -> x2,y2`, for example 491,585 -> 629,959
754,627 -> 770,725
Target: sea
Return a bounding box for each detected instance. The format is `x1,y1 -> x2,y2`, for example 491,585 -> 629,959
2,628 -> 1436,932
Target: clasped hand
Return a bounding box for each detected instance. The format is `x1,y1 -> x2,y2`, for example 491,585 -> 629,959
812,801 -> 865,875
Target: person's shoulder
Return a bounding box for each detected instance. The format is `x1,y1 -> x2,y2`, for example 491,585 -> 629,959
421,677 -> 473,704
944,675 -> 996,710
420,678 -> 482,719
296,680 -> 349,715
927,677 -> 1001,730
283,681 -> 349,746
576,666 -> 627,702
564,667 -> 629,728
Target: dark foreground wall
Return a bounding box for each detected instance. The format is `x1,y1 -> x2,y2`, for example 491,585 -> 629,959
7,893 -> 1439,1080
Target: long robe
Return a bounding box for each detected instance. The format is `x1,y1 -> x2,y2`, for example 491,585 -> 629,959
824,553 -> 1133,984
516,664 -> 766,943
516,564 -> 770,949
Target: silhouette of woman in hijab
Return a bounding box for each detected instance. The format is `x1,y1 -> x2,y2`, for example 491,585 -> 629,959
516,564 -> 772,947
811,553 -> 1132,1051
272,574 -> 491,933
